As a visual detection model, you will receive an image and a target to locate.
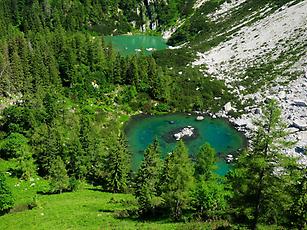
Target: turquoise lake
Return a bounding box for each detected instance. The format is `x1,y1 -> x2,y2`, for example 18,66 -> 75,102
104,35 -> 168,55
125,113 -> 245,176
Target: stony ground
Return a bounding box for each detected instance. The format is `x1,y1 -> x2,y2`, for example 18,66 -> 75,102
192,0 -> 307,165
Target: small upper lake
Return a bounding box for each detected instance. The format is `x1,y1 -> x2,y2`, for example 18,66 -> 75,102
125,113 -> 245,176
104,35 -> 168,55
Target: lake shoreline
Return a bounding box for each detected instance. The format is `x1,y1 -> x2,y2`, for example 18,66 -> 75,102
124,111 -> 248,148
124,112 -> 247,175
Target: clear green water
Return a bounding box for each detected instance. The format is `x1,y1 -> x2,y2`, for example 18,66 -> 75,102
125,114 -> 245,176
104,35 -> 168,55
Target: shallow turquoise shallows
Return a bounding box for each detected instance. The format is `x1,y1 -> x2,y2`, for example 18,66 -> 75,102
104,35 -> 168,55
125,114 -> 245,176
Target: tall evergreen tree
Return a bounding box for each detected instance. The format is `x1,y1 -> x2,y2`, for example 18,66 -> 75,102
134,138 -> 163,217
160,140 -> 195,221
228,100 -> 294,229
48,156 -> 69,194
127,56 -> 139,87
105,134 -> 131,193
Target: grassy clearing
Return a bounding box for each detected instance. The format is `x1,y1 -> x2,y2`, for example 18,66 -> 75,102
0,158 -> 228,230
0,187 -> 228,230
0,160 -> 208,230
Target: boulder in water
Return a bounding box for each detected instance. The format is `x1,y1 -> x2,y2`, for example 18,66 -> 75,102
173,127 -> 195,141
196,116 -> 204,121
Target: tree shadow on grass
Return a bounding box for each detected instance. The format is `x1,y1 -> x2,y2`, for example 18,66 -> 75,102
87,187 -> 105,192
97,208 -> 114,213
113,207 -> 172,223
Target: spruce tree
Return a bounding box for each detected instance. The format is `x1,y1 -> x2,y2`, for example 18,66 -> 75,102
127,56 -> 139,87
105,134 -> 131,193
160,140 -> 195,221
49,156 -> 69,194
134,139 -> 163,217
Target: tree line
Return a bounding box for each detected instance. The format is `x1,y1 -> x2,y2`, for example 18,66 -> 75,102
133,101 -> 306,229
1,100 -> 306,229
0,0 -> 195,35
0,1 -> 305,228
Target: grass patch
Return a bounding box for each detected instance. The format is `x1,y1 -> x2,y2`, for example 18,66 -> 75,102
0,188 -> 227,230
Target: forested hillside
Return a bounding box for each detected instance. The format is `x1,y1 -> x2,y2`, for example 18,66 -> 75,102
0,0 -> 306,229
0,0 -> 194,34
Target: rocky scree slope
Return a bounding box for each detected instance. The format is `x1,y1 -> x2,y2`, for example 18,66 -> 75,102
188,0 -> 307,164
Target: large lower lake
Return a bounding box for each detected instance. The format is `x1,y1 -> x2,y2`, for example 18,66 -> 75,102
104,35 -> 168,55
125,113 -> 245,176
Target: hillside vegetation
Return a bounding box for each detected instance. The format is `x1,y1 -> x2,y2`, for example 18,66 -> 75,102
0,0 -> 306,229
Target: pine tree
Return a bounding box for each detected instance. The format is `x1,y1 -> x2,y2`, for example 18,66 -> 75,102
35,125 -> 62,177
127,56 -> 139,87
160,140 -> 195,221
112,55 -> 123,84
134,139 -> 163,217
0,172 -> 14,214
228,100 -> 294,229
105,134 -> 131,193
49,156 -> 69,194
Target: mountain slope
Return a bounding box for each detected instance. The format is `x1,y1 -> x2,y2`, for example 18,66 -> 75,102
170,0 -> 307,164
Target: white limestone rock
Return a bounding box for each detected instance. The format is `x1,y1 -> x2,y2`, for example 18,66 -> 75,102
173,127 -> 195,141
196,116 -> 204,121
224,102 -> 233,113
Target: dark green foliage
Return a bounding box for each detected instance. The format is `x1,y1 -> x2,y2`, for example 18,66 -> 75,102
0,172 -> 14,214
105,135 -> 131,193
48,156 -> 70,194
160,140 -> 195,221
228,100 -> 295,229
1,106 -> 36,134
0,0 -> 196,35
35,126 -> 62,177
0,0 -> 304,228
284,163 -> 307,230
134,139 -> 163,217
0,133 -> 35,179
